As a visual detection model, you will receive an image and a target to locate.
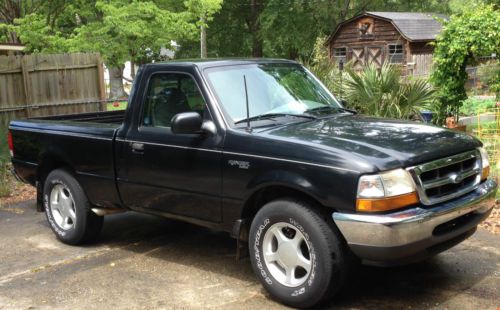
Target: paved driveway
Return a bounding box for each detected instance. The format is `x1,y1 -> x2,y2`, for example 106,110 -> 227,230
1,201 -> 499,309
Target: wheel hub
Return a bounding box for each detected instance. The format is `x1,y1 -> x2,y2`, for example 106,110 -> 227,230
262,222 -> 312,287
277,242 -> 299,267
50,184 -> 76,231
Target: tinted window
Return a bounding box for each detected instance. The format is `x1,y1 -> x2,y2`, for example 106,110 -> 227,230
142,73 -> 205,127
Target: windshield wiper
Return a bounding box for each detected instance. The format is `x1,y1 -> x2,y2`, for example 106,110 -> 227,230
306,106 -> 357,114
235,113 -> 317,125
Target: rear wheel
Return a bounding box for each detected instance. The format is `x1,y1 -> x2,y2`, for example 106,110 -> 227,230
43,169 -> 103,245
249,198 -> 349,308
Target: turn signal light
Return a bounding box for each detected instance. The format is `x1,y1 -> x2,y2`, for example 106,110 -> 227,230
481,166 -> 490,181
356,192 -> 419,212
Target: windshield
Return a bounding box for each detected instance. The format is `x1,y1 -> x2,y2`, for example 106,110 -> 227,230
204,63 -> 341,124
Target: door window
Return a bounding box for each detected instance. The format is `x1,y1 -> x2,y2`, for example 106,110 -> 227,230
142,73 -> 205,127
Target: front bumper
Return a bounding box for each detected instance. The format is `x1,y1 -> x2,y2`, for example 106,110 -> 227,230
333,179 -> 497,266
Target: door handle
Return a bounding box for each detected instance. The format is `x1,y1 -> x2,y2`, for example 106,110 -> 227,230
131,142 -> 144,154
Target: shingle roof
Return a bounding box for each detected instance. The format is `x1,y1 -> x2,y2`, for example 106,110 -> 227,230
366,12 -> 447,41
326,11 -> 447,44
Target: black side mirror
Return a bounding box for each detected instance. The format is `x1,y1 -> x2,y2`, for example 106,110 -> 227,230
171,112 -> 202,134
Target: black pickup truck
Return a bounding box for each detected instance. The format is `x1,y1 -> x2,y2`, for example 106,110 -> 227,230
9,59 -> 497,308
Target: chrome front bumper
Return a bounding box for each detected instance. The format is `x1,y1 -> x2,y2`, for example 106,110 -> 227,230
333,179 -> 497,265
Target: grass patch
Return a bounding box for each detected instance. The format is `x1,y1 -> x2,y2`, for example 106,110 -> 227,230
106,101 -> 127,111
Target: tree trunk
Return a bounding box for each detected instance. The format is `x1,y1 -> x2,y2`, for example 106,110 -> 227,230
288,48 -> 299,60
130,61 -> 136,79
108,65 -> 127,99
250,0 -> 263,57
200,15 -> 207,58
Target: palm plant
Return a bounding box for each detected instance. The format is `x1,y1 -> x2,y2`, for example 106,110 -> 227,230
343,62 -> 435,119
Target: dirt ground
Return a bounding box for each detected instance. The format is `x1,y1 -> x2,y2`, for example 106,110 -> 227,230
0,200 -> 499,309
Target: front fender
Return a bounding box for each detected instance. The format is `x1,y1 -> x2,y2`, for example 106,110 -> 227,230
245,169 -> 327,205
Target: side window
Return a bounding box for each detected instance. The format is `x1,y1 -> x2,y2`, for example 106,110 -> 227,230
388,44 -> 404,63
142,73 -> 205,127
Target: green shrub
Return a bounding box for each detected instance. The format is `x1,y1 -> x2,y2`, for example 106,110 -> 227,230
0,162 -> 11,198
343,62 -> 435,119
460,97 -> 496,116
0,126 -> 12,197
431,4 -> 500,122
302,36 -> 344,96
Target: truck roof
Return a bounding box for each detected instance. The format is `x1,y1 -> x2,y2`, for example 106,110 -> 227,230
145,58 -> 298,69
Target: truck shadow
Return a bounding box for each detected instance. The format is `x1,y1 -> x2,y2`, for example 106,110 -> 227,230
91,211 -> 495,308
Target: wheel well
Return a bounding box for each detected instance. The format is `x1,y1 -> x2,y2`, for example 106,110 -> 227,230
37,156 -> 72,186
241,185 -> 331,223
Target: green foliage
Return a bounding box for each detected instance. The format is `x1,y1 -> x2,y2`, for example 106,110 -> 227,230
475,61 -> 500,98
0,23 -> 8,42
13,13 -> 69,52
0,163 -> 11,198
431,4 -> 500,121
184,0 -> 223,25
459,97 -> 497,116
70,1 -> 196,67
344,62 -> 435,119
302,37 -> 343,97
11,1 -> 202,66
0,125 -> 11,197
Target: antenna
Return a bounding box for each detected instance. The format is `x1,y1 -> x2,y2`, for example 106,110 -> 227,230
243,75 -> 252,133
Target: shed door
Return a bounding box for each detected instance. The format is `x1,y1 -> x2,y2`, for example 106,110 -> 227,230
350,47 -> 365,71
367,46 -> 383,67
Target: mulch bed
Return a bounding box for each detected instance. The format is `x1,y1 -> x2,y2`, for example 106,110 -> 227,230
479,199 -> 500,234
0,178 -> 36,207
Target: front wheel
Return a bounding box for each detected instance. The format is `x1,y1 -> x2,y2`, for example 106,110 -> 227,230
249,199 -> 349,308
43,169 -> 103,245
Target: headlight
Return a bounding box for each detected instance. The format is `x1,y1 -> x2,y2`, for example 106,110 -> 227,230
478,147 -> 490,180
357,168 -> 419,212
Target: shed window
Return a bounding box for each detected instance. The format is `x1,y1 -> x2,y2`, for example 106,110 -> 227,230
333,47 -> 347,64
388,44 -> 404,63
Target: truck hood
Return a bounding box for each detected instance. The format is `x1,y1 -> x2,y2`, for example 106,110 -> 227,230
260,115 -> 481,172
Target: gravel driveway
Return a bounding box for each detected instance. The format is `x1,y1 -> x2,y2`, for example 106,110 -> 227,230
1,200 -> 499,309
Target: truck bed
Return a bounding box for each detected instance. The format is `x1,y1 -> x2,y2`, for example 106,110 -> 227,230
9,110 -> 124,208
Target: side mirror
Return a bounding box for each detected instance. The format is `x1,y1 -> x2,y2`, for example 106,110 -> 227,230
171,112 -> 202,134
339,98 -> 348,106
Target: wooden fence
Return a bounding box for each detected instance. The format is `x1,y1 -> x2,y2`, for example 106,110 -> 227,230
0,53 -> 106,126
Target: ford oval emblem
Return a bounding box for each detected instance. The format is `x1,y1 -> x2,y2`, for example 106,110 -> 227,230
449,174 -> 463,184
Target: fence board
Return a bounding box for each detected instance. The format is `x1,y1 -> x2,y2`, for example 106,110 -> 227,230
0,53 -> 106,126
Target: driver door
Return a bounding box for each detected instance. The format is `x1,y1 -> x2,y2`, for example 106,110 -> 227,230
116,72 -> 223,223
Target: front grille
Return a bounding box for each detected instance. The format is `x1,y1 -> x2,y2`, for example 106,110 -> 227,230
408,150 -> 482,205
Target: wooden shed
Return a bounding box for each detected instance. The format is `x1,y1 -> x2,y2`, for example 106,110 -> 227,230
326,12 -> 446,75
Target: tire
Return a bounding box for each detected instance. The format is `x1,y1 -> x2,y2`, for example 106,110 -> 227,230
249,198 -> 349,308
43,169 -> 103,245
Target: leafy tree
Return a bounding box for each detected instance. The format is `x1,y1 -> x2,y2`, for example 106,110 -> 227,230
184,0 -> 223,58
12,0 -> 198,99
431,4 -> 500,120
68,1 -> 196,97
0,0 -> 68,43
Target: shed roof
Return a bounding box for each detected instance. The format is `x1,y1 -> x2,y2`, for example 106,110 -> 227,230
368,12 -> 446,41
327,11 -> 447,44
